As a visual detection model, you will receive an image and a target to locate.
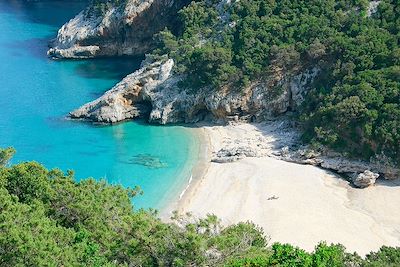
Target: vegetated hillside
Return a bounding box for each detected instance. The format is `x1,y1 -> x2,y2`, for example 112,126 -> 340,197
0,147 -> 399,266
152,0 -> 399,164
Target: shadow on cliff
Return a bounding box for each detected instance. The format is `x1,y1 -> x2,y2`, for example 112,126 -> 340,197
375,178 -> 400,187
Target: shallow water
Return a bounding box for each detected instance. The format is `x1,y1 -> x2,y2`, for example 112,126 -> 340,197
0,0 -> 198,209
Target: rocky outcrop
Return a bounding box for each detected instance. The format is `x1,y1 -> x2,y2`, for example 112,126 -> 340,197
70,59 -> 174,122
48,0 -> 190,58
70,58 -> 319,124
353,171 -> 379,188
211,146 -> 267,163
274,146 -> 400,185
208,119 -> 299,164
367,1 -> 381,17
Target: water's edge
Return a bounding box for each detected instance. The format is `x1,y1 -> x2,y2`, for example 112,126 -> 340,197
160,126 -> 210,218
0,0 -> 201,210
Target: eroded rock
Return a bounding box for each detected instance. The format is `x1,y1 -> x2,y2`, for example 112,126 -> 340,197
70,58 -> 319,125
211,146 -> 265,163
278,147 -> 399,186
353,171 -> 379,188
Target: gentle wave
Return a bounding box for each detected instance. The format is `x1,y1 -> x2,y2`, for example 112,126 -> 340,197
179,174 -> 193,200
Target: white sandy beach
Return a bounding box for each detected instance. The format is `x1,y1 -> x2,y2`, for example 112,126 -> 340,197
164,122 -> 400,256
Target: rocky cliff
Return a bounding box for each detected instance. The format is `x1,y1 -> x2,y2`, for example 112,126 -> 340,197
51,0 -> 319,123
70,58 -> 319,124
54,0 -> 399,183
48,0 -> 189,58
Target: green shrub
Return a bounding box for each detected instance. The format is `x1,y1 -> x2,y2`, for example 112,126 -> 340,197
1,149 -> 400,266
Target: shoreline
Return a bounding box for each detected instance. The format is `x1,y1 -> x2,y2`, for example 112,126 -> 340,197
159,126 -> 211,219
162,122 -> 400,256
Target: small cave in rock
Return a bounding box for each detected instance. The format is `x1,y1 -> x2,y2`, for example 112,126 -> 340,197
191,107 -> 210,122
237,107 -> 244,116
135,100 -> 152,119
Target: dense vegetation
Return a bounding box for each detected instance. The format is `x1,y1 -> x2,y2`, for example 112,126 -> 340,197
1,147 -> 400,266
153,0 -> 400,165
90,0 -> 126,15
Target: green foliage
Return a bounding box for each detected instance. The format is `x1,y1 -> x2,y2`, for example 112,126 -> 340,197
0,147 -> 15,167
312,242 -> 363,267
185,43 -> 237,88
224,255 -> 270,267
152,0 -> 400,163
0,149 -> 267,266
224,242 -> 365,267
216,222 -> 267,251
268,243 -> 313,266
1,162 -> 52,203
1,149 -> 400,266
89,0 -> 126,17
364,246 -> 400,267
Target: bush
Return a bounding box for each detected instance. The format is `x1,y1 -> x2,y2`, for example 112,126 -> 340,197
1,149 -> 400,266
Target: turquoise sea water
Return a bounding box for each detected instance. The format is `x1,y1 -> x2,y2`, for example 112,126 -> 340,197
0,1 -> 198,209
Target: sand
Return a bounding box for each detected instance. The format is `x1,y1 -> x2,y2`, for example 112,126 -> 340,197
164,122 -> 400,256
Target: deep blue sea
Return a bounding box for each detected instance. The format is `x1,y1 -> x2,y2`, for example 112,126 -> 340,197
0,1 -> 199,209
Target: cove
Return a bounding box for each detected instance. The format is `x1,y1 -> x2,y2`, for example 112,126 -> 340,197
0,0 -> 199,209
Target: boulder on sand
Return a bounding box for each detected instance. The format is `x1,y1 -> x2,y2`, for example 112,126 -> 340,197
353,170 -> 379,188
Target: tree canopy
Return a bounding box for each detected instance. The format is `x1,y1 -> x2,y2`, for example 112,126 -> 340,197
1,149 -> 399,266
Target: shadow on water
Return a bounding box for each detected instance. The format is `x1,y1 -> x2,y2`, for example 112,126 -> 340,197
1,37 -> 52,59
0,0 -> 88,28
73,56 -> 144,81
2,37 -> 144,80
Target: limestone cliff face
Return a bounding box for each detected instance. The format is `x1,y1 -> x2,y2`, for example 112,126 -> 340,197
53,0 -> 319,124
48,0 -> 189,58
70,59 -> 319,124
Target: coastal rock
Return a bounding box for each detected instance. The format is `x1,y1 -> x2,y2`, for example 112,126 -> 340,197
279,147 -> 400,185
209,123 -> 275,163
353,171 -> 379,188
48,0 -> 190,58
211,146 -> 265,163
70,58 -> 319,124
318,157 -> 399,181
70,59 -> 174,123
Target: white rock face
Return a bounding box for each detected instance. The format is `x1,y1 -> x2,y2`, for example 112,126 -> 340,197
353,170 -> 380,188
70,58 -> 319,124
290,67 -> 319,107
367,1 -> 381,17
70,59 -> 175,123
48,0 -> 188,58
